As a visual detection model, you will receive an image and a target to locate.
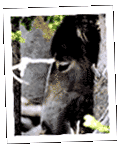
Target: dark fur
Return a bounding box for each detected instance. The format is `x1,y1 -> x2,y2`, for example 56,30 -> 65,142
40,15 -> 100,134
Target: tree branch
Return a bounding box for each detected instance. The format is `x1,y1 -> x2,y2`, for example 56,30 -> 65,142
21,105 -> 42,117
21,124 -> 45,135
12,72 -> 29,85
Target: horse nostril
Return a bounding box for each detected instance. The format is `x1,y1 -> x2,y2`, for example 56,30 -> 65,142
41,121 -> 49,132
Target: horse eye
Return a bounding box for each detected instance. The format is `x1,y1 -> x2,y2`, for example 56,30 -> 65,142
58,62 -> 70,72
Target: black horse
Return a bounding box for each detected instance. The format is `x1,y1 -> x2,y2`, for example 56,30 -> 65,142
40,15 -> 100,134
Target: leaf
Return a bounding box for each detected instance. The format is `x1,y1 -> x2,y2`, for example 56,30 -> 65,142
83,114 -> 110,133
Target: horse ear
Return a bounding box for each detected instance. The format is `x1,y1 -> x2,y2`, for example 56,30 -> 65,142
76,28 -> 88,44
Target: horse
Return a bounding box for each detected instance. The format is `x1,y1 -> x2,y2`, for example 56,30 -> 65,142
40,15 -> 100,134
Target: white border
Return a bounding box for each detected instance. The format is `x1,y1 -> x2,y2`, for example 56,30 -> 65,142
4,6 -> 116,143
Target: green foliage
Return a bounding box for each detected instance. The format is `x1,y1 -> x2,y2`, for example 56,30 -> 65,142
11,15 -> 67,43
11,31 -> 25,43
11,16 -> 36,32
19,17 -> 36,31
47,15 -> 66,31
83,114 -> 110,133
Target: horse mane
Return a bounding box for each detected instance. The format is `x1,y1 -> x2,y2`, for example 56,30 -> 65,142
50,15 -> 100,66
